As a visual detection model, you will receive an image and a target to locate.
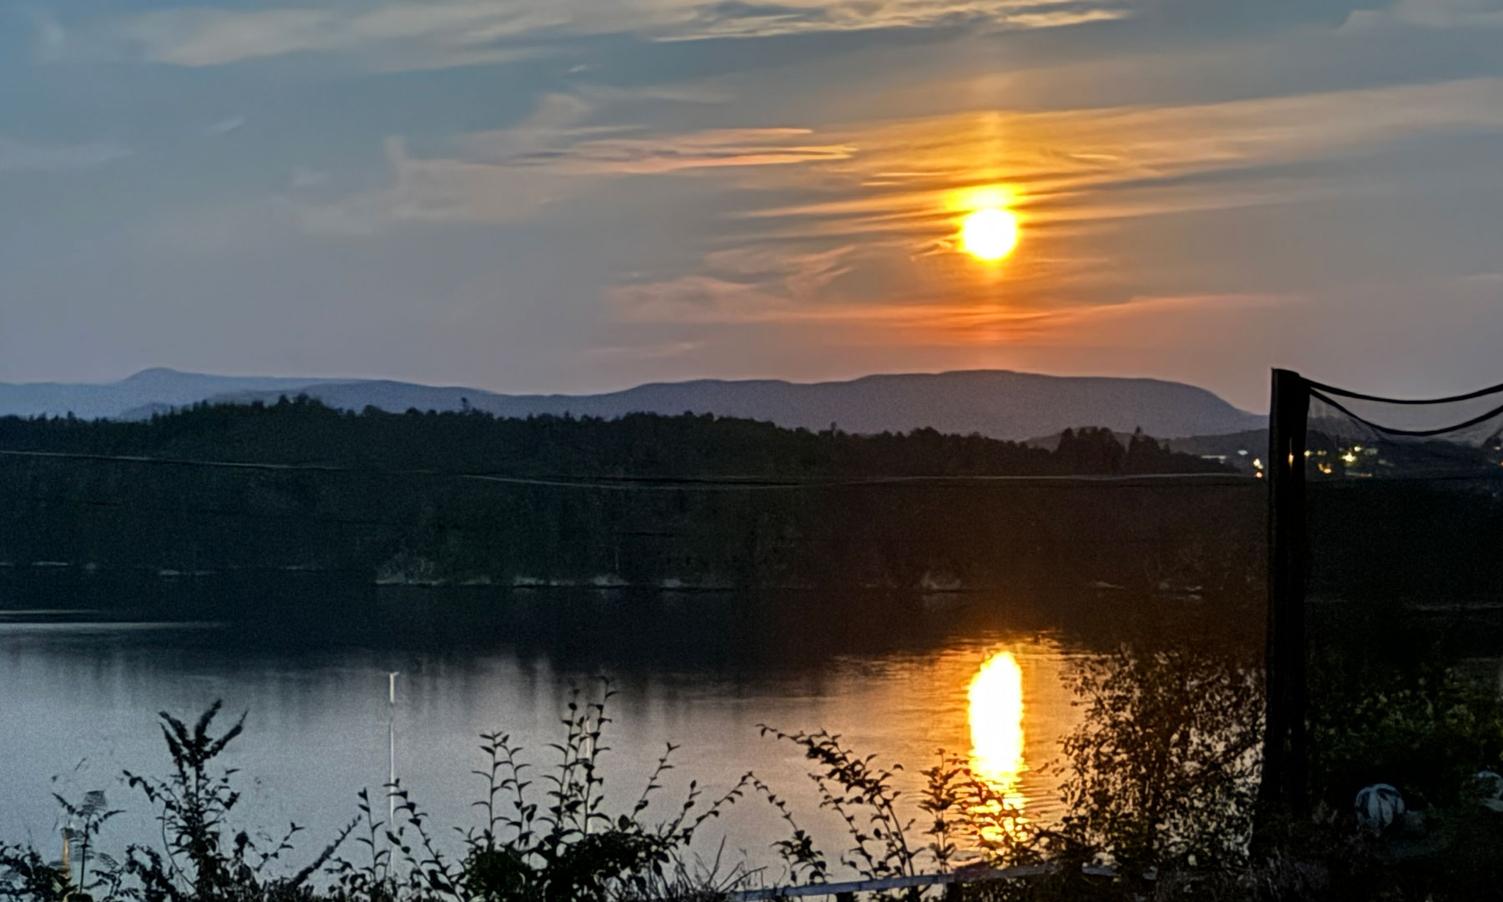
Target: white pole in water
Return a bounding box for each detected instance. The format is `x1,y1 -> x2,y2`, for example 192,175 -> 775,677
60,827 -> 72,891
388,672 -> 398,829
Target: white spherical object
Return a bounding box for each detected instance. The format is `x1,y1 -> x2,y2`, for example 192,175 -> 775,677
1354,783 -> 1405,835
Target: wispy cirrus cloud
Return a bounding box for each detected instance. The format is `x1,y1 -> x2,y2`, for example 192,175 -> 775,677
610,245 -> 859,323
295,91 -> 857,233
590,74 -> 1503,372
298,73 -> 1503,295
649,0 -> 1131,41
107,4 -> 554,70
28,11 -> 68,61
83,0 -> 1132,69
204,116 -> 246,137
1342,0 -> 1503,31
705,75 -> 1503,268
0,136 -> 130,173
480,127 -> 855,175
609,257 -> 1290,351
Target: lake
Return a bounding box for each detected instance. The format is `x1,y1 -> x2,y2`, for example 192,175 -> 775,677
0,573 -> 1255,882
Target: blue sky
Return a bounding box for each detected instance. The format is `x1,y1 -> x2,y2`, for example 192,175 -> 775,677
3,0 -> 1503,408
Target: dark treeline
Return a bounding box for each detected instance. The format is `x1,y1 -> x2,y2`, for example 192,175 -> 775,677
0,398 -> 1258,590
0,395 -> 1230,478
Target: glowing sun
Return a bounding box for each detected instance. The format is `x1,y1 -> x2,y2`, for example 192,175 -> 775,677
960,207 -> 1020,262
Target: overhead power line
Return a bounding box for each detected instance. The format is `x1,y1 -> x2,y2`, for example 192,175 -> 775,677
0,448 -> 1255,492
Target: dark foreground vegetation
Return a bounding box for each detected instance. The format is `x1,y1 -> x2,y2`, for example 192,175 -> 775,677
0,399 -> 1255,591
5,639 -> 1502,902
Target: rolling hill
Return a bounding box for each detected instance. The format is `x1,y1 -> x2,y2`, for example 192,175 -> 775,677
0,368 -> 1264,441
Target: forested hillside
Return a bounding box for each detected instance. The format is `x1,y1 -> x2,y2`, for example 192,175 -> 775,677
0,395 -> 1230,478
0,399 -> 1258,591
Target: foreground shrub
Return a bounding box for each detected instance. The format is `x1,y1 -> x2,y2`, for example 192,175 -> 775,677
1311,662 -> 1503,813
1057,645 -> 1263,877
5,649 -> 1501,902
2,684 -> 750,902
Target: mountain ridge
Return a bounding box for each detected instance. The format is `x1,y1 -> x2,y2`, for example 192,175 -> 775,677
0,368 -> 1265,441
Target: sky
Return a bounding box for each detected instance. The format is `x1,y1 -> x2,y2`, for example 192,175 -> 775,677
3,0 -> 1503,410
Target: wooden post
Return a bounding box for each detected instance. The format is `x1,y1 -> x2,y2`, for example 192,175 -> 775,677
1259,368 -> 1310,819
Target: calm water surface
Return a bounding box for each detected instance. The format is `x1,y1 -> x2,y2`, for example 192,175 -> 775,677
0,576 -> 1193,877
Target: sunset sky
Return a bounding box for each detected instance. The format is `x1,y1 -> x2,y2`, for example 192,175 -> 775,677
4,0 -> 1503,409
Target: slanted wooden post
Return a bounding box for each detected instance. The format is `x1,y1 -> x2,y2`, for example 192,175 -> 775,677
1260,368 -> 1310,818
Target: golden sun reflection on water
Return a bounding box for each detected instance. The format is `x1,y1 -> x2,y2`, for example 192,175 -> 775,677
968,650 -> 1027,812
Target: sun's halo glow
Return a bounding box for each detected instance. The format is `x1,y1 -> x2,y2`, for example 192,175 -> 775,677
960,207 -> 1020,262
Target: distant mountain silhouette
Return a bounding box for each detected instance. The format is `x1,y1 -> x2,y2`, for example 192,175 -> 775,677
0,368 -> 1264,440
0,369 -> 340,421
